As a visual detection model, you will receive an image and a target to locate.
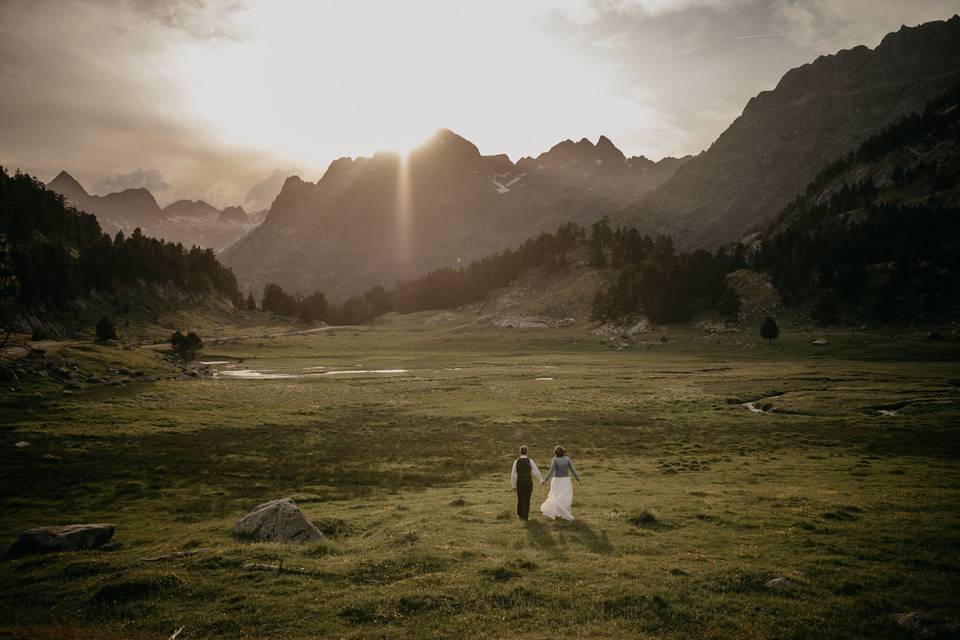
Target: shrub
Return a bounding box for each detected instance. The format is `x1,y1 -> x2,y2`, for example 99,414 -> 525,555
95,316 -> 117,341
170,330 -> 203,358
760,316 -> 780,344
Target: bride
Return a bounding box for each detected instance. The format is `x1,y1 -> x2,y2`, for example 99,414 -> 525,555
540,446 -> 581,521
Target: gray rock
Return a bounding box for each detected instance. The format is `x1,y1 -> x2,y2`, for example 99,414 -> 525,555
14,441 -> 30,448
812,338 -> 829,345
894,611 -> 959,638
7,523 -> 116,558
234,498 -> 324,544
765,577 -> 788,589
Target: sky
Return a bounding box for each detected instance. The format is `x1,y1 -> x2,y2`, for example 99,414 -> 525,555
0,0 -> 956,208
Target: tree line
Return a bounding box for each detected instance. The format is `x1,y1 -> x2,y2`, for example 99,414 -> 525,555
0,168 -> 244,311
254,219 -> 747,326
587,217 -> 746,322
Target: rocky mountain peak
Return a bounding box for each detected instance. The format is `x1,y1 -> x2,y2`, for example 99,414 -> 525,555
47,170 -> 88,199
410,128 -> 482,165
595,135 -> 627,164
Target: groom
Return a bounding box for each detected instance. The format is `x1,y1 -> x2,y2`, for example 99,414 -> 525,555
510,446 -> 543,520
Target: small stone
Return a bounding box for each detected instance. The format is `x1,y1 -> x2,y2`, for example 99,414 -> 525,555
14,441 -> 30,448
765,577 -> 788,589
812,338 -> 829,345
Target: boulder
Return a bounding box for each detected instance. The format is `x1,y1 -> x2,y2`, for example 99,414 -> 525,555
7,523 -> 115,558
234,498 -> 324,544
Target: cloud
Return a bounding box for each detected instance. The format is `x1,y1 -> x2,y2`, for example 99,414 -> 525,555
126,0 -> 248,40
553,0 -> 754,24
0,0 -> 282,207
769,0 -> 960,51
92,169 -> 171,195
1,0 -> 956,200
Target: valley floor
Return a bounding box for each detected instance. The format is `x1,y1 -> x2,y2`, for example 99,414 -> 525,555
1,312 -> 959,639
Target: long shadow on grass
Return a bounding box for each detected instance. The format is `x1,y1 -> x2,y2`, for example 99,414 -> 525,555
525,519 -> 613,556
524,521 -> 563,558
559,520 -> 614,554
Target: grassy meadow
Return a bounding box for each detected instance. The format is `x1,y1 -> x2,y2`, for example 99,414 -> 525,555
1,312 -> 959,639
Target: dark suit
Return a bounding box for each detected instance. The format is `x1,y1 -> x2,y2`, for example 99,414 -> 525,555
515,457 -> 533,520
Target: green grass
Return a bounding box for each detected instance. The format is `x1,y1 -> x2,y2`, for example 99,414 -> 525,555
1,311 -> 958,638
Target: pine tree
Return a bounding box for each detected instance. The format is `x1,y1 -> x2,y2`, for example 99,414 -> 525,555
95,316 -> 117,341
760,316 -> 780,344
246,291 -> 257,311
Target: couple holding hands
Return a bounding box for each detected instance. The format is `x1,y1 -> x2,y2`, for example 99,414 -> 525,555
510,445 -> 581,522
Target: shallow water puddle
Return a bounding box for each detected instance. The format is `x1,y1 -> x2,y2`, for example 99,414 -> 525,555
213,366 -> 411,379
322,369 -> 409,375
216,369 -> 300,380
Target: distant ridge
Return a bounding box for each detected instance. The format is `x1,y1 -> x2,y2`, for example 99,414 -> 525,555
629,15 -> 960,248
47,172 -> 261,252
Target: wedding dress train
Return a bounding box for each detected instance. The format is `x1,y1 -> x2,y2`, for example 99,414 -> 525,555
540,476 -> 575,521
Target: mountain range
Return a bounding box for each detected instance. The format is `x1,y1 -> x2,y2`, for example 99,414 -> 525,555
32,16 -> 960,307
46,171 -> 268,252
220,15 -> 960,301
220,132 -> 688,300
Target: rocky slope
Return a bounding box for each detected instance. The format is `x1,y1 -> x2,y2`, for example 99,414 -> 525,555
47,172 -> 263,252
221,130 -> 687,300
628,15 -> 960,248
751,84 -> 960,321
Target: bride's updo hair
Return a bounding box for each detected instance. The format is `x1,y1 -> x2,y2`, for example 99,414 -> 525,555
554,446 -> 566,457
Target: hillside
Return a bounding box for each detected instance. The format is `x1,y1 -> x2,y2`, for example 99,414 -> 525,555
628,15 -> 960,249
0,168 -> 244,336
47,172 -> 264,252
752,85 -> 960,324
220,131 -> 687,300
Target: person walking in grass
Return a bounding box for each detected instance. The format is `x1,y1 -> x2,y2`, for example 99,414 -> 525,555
540,445 -> 581,521
510,446 -> 543,521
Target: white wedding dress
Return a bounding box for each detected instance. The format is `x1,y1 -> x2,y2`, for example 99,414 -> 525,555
540,476 -> 575,521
